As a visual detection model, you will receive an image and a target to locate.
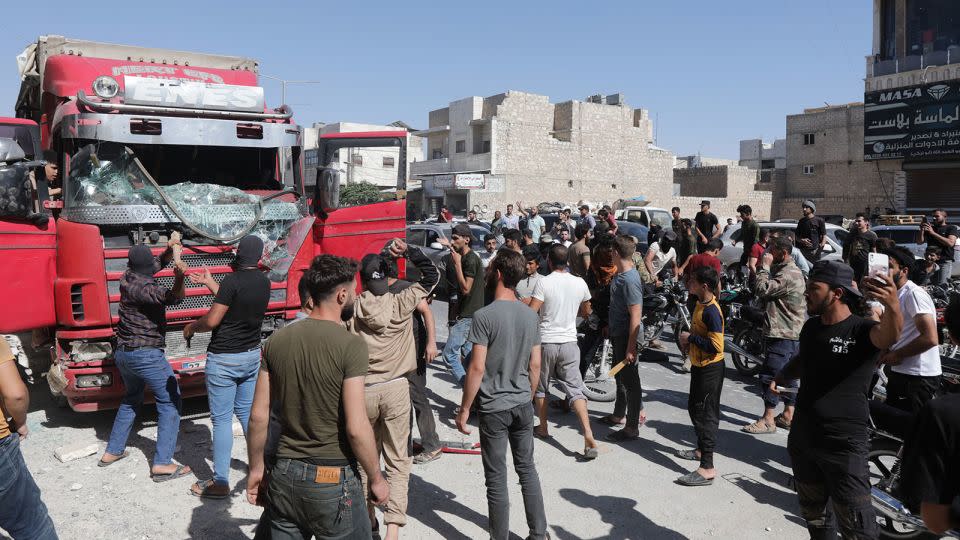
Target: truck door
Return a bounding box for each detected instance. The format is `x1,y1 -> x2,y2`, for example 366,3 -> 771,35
311,132 -> 408,269
0,120 -> 57,333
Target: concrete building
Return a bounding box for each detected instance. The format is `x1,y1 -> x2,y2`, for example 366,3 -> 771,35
411,91 -> 771,221
302,121 -> 423,189
739,139 -> 786,171
766,0 -> 960,219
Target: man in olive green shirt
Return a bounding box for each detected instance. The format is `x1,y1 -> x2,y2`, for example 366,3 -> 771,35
442,223 -> 486,385
247,255 -> 388,539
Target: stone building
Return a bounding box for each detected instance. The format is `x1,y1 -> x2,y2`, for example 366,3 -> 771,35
411,91 -> 771,221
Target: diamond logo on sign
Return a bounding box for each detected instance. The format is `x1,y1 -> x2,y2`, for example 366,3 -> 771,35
928,84 -> 950,101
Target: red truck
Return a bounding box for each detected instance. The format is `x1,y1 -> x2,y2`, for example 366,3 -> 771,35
0,36 -> 407,411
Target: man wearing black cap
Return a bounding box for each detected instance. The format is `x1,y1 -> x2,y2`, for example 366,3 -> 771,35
694,200 -> 719,254
183,235 -> 271,499
795,200 -> 826,262
348,238 -> 438,539
100,236 -> 191,482
772,261 -> 902,539
441,223 -> 485,386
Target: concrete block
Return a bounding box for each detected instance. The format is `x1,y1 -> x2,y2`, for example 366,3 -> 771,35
54,441 -> 99,463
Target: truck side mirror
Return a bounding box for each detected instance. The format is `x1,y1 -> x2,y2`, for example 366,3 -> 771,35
314,167 -> 341,213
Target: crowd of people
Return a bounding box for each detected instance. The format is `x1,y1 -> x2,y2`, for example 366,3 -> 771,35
4,199 -> 960,540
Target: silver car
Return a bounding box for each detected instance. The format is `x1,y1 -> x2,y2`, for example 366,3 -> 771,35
718,222 -> 844,270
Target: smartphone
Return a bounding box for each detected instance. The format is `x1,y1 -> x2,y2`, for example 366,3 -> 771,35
775,386 -> 799,394
868,252 -> 889,283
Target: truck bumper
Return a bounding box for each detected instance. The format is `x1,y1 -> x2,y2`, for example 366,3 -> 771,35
60,356 -> 208,412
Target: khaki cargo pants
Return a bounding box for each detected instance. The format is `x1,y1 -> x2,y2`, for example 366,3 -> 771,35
359,377 -> 412,527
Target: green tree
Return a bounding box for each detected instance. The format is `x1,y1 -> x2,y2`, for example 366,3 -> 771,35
339,181 -> 382,206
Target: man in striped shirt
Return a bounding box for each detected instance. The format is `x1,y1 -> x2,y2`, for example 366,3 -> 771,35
676,266 -> 725,487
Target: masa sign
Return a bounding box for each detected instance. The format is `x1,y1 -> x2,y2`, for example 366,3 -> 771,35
865,81 -> 960,160
123,76 -> 265,113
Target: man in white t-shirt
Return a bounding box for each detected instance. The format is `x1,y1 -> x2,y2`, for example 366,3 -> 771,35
644,230 -> 679,284
528,244 -> 600,460
879,247 -> 941,414
515,249 -> 543,305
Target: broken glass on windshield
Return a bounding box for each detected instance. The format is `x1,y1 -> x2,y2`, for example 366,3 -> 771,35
69,143 -> 310,280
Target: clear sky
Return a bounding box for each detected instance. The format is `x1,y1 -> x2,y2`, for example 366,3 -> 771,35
0,1 -> 871,159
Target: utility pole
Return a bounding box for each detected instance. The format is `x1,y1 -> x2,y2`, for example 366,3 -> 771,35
258,74 -> 323,105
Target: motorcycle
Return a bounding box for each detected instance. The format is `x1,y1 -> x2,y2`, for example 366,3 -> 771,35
718,281 -> 766,376
578,279 -> 692,402
869,370 -> 960,539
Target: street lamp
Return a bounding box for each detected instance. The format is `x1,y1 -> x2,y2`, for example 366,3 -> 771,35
259,74 -> 324,106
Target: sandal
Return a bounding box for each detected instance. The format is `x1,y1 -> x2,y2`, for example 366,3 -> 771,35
675,449 -> 700,461
774,414 -> 792,430
604,429 -> 639,442
150,464 -> 192,483
597,415 -> 625,427
676,471 -> 714,487
741,421 -> 777,435
97,451 -> 129,468
189,479 -> 229,499
412,449 -> 442,465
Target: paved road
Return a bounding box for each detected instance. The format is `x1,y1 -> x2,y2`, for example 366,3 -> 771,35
16,302 -> 808,539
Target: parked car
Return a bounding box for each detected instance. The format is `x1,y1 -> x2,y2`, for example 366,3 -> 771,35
615,206 -> 672,229
615,220 -> 650,255
872,225 -> 925,259
718,221 -> 845,270
406,222 -> 492,298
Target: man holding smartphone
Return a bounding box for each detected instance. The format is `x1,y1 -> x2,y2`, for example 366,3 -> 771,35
772,261 -> 902,539
921,209 -> 958,285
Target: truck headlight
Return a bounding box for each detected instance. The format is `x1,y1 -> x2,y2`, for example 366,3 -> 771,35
92,76 -> 119,99
76,374 -> 113,388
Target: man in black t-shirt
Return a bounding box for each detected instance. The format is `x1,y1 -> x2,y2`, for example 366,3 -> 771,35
772,261 -> 902,540
901,393 -> 960,535
842,213 -> 877,282
795,200 -> 826,262
184,235 -> 271,498
694,200 -> 720,253
920,208 -> 959,285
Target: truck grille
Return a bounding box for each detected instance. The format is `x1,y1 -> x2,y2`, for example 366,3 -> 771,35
105,252 -> 236,273
165,328 -> 210,358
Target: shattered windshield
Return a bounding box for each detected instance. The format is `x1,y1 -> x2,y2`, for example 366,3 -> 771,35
68,143 -> 310,281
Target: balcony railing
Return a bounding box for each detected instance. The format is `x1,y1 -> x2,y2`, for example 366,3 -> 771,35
871,47 -> 960,77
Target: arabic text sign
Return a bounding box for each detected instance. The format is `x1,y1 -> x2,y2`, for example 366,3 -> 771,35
864,81 -> 960,160
123,76 -> 265,113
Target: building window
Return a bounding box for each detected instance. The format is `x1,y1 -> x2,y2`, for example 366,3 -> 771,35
802,164 -> 815,175
382,156 -> 395,168
352,154 -> 363,166
803,133 -> 816,145
760,159 -> 775,169
432,149 -> 443,159
481,140 -> 491,153
455,140 -> 466,153
567,180 -> 574,188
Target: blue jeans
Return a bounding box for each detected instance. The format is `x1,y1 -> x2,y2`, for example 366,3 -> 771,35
206,348 -> 261,486
760,338 -> 800,409
106,348 -> 182,466
0,435 -> 58,539
442,317 -> 473,383
254,458 -> 370,540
